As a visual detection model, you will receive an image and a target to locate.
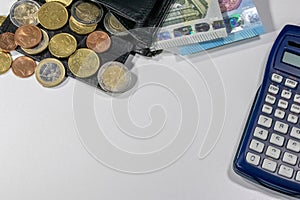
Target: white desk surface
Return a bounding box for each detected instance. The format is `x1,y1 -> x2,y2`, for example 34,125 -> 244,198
0,0 -> 299,199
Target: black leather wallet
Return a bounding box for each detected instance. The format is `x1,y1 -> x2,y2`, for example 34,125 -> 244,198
0,0 -> 174,89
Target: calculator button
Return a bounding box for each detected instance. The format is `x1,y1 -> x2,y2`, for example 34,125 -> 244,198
249,139 -> 265,153
268,85 -> 279,95
274,109 -> 285,119
287,139 -> 300,153
296,171 -> 300,182
271,73 -> 283,83
262,158 -> 277,172
290,104 -> 300,114
287,114 -> 298,124
290,127 -> 300,140
281,90 -> 292,99
285,78 -> 298,89
282,152 -> 298,165
278,165 -> 294,178
266,146 -> 281,159
258,115 -> 272,128
278,99 -> 289,109
246,152 -> 260,166
274,121 -> 289,134
294,94 -> 300,104
262,104 -> 273,114
253,127 -> 268,140
270,133 -> 285,147
265,95 -> 276,105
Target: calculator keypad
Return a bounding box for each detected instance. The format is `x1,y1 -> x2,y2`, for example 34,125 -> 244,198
246,73 -> 300,182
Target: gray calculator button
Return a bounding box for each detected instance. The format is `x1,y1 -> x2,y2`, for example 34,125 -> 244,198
287,114 -> 298,124
249,139 -> 265,153
291,104 -> 300,114
265,95 -> 276,105
282,152 -> 298,165
290,127 -> 300,140
285,78 -> 298,89
278,165 -> 294,178
253,127 -> 268,140
274,121 -> 289,134
271,73 -> 283,83
266,146 -> 281,159
294,94 -> 300,104
296,171 -> 300,182
278,99 -> 289,109
281,89 -> 292,99
268,85 -> 279,95
270,133 -> 285,147
262,158 -> 277,172
258,115 -> 272,128
246,152 -> 260,166
287,139 -> 300,153
274,109 -> 285,119
262,104 -> 272,114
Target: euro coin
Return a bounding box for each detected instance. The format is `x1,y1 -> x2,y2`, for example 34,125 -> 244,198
15,24 -> 42,49
35,58 -> 66,87
9,0 -> 40,27
38,2 -> 68,30
12,56 -> 36,78
69,16 -> 97,35
49,33 -> 77,58
71,0 -> 103,25
0,16 -> 6,26
22,29 -> 49,55
86,31 -> 111,53
0,32 -> 17,52
0,52 -> 12,74
97,61 -> 131,93
45,0 -> 73,7
68,48 -> 100,78
104,12 -> 128,35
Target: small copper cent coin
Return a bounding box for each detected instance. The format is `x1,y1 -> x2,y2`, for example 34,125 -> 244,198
0,32 -> 17,52
12,56 -> 37,78
86,31 -> 111,53
15,24 -> 42,48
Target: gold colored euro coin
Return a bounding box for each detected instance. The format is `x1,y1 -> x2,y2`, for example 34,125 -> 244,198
0,16 -> 6,26
71,1 -> 103,25
0,52 -> 12,74
38,2 -> 68,30
35,58 -> 66,88
69,16 -> 97,35
45,0 -> 73,7
22,29 -> 49,55
68,48 -> 100,78
49,33 -> 77,58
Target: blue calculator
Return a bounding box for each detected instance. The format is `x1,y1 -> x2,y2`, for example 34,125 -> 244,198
234,25 -> 300,197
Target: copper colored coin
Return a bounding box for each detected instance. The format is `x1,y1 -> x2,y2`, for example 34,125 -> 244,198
0,32 -> 17,52
86,31 -> 111,53
12,56 -> 37,78
15,24 -> 42,48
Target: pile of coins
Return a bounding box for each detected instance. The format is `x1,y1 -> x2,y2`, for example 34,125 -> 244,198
0,0 -> 132,93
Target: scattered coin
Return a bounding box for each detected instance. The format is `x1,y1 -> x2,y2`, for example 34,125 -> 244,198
35,58 -> 66,87
71,0 -> 103,25
86,31 -> 111,53
97,61 -> 131,93
68,48 -> 100,78
15,24 -> 42,49
9,0 -> 40,27
21,29 -> 49,55
12,56 -> 36,78
104,12 -> 128,35
0,16 -> 6,26
38,2 -> 68,30
0,52 -> 12,74
49,33 -> 77,58
45,0 -> 73,7
0,32 -> 17,52
69,16 -> 97,35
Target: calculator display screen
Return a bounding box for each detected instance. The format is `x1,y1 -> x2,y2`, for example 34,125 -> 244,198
282,51 -> 300,68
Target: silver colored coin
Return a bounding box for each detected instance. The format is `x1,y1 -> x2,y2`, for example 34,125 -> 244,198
10,0 -> 40,27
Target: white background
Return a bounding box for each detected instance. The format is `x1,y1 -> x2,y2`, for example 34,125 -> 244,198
0,0 -> 300,199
